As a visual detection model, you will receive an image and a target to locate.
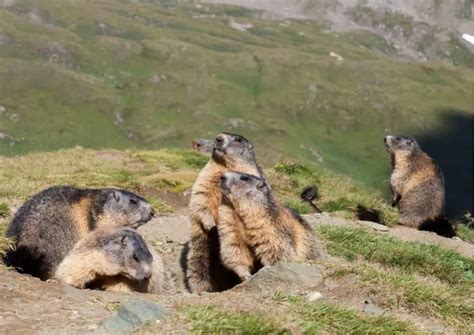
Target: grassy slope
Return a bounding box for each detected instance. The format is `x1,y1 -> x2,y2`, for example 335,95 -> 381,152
1,149 -> 473,333
0,0 -> 472,203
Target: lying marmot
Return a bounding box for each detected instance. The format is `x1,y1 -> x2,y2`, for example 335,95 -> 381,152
56,227 -> 171,293
5,186 -> 155,279
219,172 -> 319,280
186,133 -> 265,293
384,136 -> 455,237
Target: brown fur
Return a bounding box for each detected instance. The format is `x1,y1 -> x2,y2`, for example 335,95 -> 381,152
55,228 -> 170,293
385,136 -> 445,228
5,186 -> 154,280
218,172 -> 319,280
186,133 -> 263,293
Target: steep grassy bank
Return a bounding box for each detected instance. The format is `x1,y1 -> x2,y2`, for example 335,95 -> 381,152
0,0 -> 472,214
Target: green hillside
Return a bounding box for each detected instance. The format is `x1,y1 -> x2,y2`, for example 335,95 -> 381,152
0,0 -> 472,214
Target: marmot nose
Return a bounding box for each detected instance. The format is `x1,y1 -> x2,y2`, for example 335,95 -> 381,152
384,137 -> 388,143
216,134 -> 224,143
220,175 -> 227,182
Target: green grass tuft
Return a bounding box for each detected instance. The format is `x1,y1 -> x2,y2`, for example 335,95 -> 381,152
358,265 -> 474,329
270,161 -> 398,224
273,293 -> 414,334
317,225 -> 474,284
0,203 -> 9,217
184,305 -> 289,334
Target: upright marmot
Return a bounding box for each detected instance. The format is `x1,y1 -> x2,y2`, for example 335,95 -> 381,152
384,136 -> 454,237
55,227 -> 171,293
5,186 -> 155,279
186,133 -> 265,293
218,172 -> 319,280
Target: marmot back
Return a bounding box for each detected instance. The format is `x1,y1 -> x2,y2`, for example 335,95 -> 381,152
218,172 -> 319,280
186,133 -> 265,293
55,227 -> 171,293
5,186 -> 154,279
384,136 -> 450,236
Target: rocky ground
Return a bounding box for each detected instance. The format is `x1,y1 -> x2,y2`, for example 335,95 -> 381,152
1,211 -> 472,334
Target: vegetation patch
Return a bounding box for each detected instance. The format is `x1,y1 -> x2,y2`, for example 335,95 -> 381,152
317,225 -> 474,284
325,260 -> 473,331
273,293 -> 414,333
270,161 -> 398,224
183,305 -> 288,334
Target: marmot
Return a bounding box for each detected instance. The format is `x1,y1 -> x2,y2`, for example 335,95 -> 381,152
218,172 -> 319,280
191,138 -> 214,155
186,133 -> 265,293
55,227 -> 171,293
4,186 -> 155,280
384,136 -> 454,237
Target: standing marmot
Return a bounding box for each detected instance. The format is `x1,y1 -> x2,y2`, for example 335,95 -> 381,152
384,136 -> 454,237
186,133 -> 265,293
55,227 -> 171,293
218,172 -> 319,280
5,186 -> 155,280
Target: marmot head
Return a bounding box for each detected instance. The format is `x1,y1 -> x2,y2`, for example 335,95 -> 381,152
384,135 -> 420,155
191,138 -> 214,155
220,172 -> 274,213
101,189 -> 155,228
212,133 -> 256,167
99,229 -> 153,282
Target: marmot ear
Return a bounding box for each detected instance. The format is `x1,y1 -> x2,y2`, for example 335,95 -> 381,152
112,190 -> 121,202
120,234 -> 128,248
256,181 -> 266,191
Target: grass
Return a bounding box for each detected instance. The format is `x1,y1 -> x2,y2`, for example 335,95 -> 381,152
359,265 -> 474,329
184,300 -> 415,334
325,260 -> 473,331
317,225 -> 474,284
269,161 -> 398,224
0,0 -> 472,218
273,293 -> 415,334
184,305 -> 289,334
0,147 -> 202,203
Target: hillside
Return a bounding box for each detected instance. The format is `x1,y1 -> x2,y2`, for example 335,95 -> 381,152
0,0 -> 472,215
0,148 -> 473,334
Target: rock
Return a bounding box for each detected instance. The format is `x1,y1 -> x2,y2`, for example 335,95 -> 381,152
228,20 -> 254,32
362,299 -> 385,316
235,263 -> 323,294
101,299 -> 167,334
138,215 -> 191,244
329,51 -> 344,61
356,220 -> 389,232
306,291 -> 323,302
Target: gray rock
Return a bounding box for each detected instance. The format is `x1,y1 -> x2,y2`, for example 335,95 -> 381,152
363,299 -> 385,316
356,220 -> 389,232
101,299 -> 167,334
235,263 -> 323,294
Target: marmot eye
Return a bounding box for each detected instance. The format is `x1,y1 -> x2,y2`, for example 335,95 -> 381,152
133,253 -> 140,262
240,175 -> 249,181
395,136 -> 401,141
130,198 -> 138,205
235,137 -> 242,143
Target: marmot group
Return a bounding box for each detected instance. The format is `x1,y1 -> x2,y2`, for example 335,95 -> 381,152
186,132 -> 265,293
5,186 -> 155,279
384,135 -> 455,237
218,172 -> 319,280
55,227 -> 171,293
